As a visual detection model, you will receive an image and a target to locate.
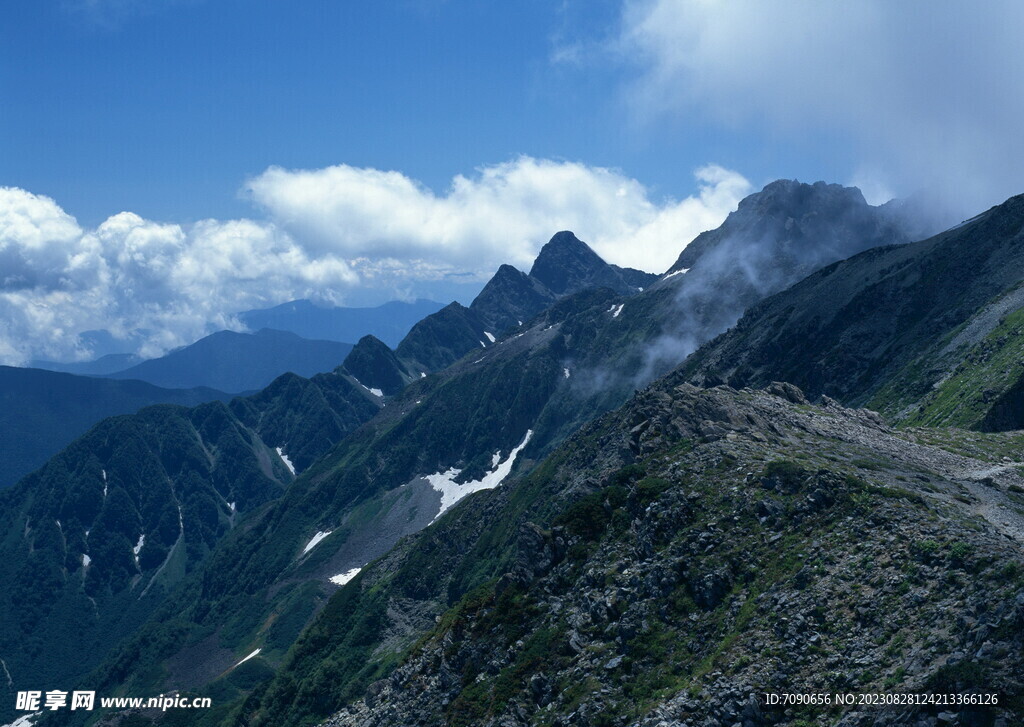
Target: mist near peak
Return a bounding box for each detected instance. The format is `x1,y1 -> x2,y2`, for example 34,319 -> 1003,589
636,179 -> 920,385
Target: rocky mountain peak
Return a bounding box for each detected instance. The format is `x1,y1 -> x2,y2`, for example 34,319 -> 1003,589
668,179 -> 907,274
469,264 -> 555,334
740,178 -> 867,213
529,230 -> 628,296
341,334 -> 410,396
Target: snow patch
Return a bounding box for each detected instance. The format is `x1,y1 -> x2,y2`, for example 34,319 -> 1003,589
0,657 -> 11,686
133,534 -> 145,557
664,268 -> 689,279
302,530 -> 332,554
82,553 -> 91,567
484,331 -> 496,343
479,340 -> 487,348
491,450 -> 502,467
426,430 -> 533,523
229,501 -> 236,513
329,567 -> 362,586
563,368 -> 571,379
1,712 -> 39,727
517,320 -> 523,326
235,648 -> 261,667
355,378 -> 384,398
276,447 -> 296,475
611,304 -> 624,318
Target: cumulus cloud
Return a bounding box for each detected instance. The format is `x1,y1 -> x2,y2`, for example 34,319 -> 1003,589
0,160 -> 748,365
0,187 -> 357,364
616,0 -> 1024,216
246,157 -> 749,275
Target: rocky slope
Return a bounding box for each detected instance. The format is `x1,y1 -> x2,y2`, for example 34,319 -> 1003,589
247,381 -> 1024,727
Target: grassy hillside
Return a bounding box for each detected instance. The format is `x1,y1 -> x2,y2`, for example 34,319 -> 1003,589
0,366 -> 230,488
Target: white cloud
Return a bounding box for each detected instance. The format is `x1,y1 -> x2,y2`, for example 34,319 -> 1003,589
0,159 -> 748,365
246,156 -> 749,275
616,0 -> 1024,216
0,187 -> 357,364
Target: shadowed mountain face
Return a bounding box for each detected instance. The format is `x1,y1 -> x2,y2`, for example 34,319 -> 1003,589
528,230 -> 645,297
0,366 -> 231,489
393,187 -> 915,393
680,193 -> 1024,430
0,369 -> 380,722
392,302 -> 493,376
342,335 -> 413,397
467,264 -> 556,336
105,328 -> 353,393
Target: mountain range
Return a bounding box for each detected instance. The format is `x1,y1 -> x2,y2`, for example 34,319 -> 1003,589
33,329 -> 353,394
0,367 -> 230,489
3,180 -> 1023,727
101,329 -> 353,394
238,299 -> 446,349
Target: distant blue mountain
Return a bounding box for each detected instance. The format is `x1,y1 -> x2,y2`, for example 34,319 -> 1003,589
31,352 -> 143,376
239,298 -> 446,348
104,328 -> 353,393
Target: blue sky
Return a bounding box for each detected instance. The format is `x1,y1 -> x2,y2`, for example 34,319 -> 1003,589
1,0 -> 1022,363
2,0 -> 840,226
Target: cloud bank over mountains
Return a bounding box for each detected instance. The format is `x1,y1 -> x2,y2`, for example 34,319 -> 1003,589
616,0 -> 1024,215
246,158 -> 749,274
0,159 -> 749,364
